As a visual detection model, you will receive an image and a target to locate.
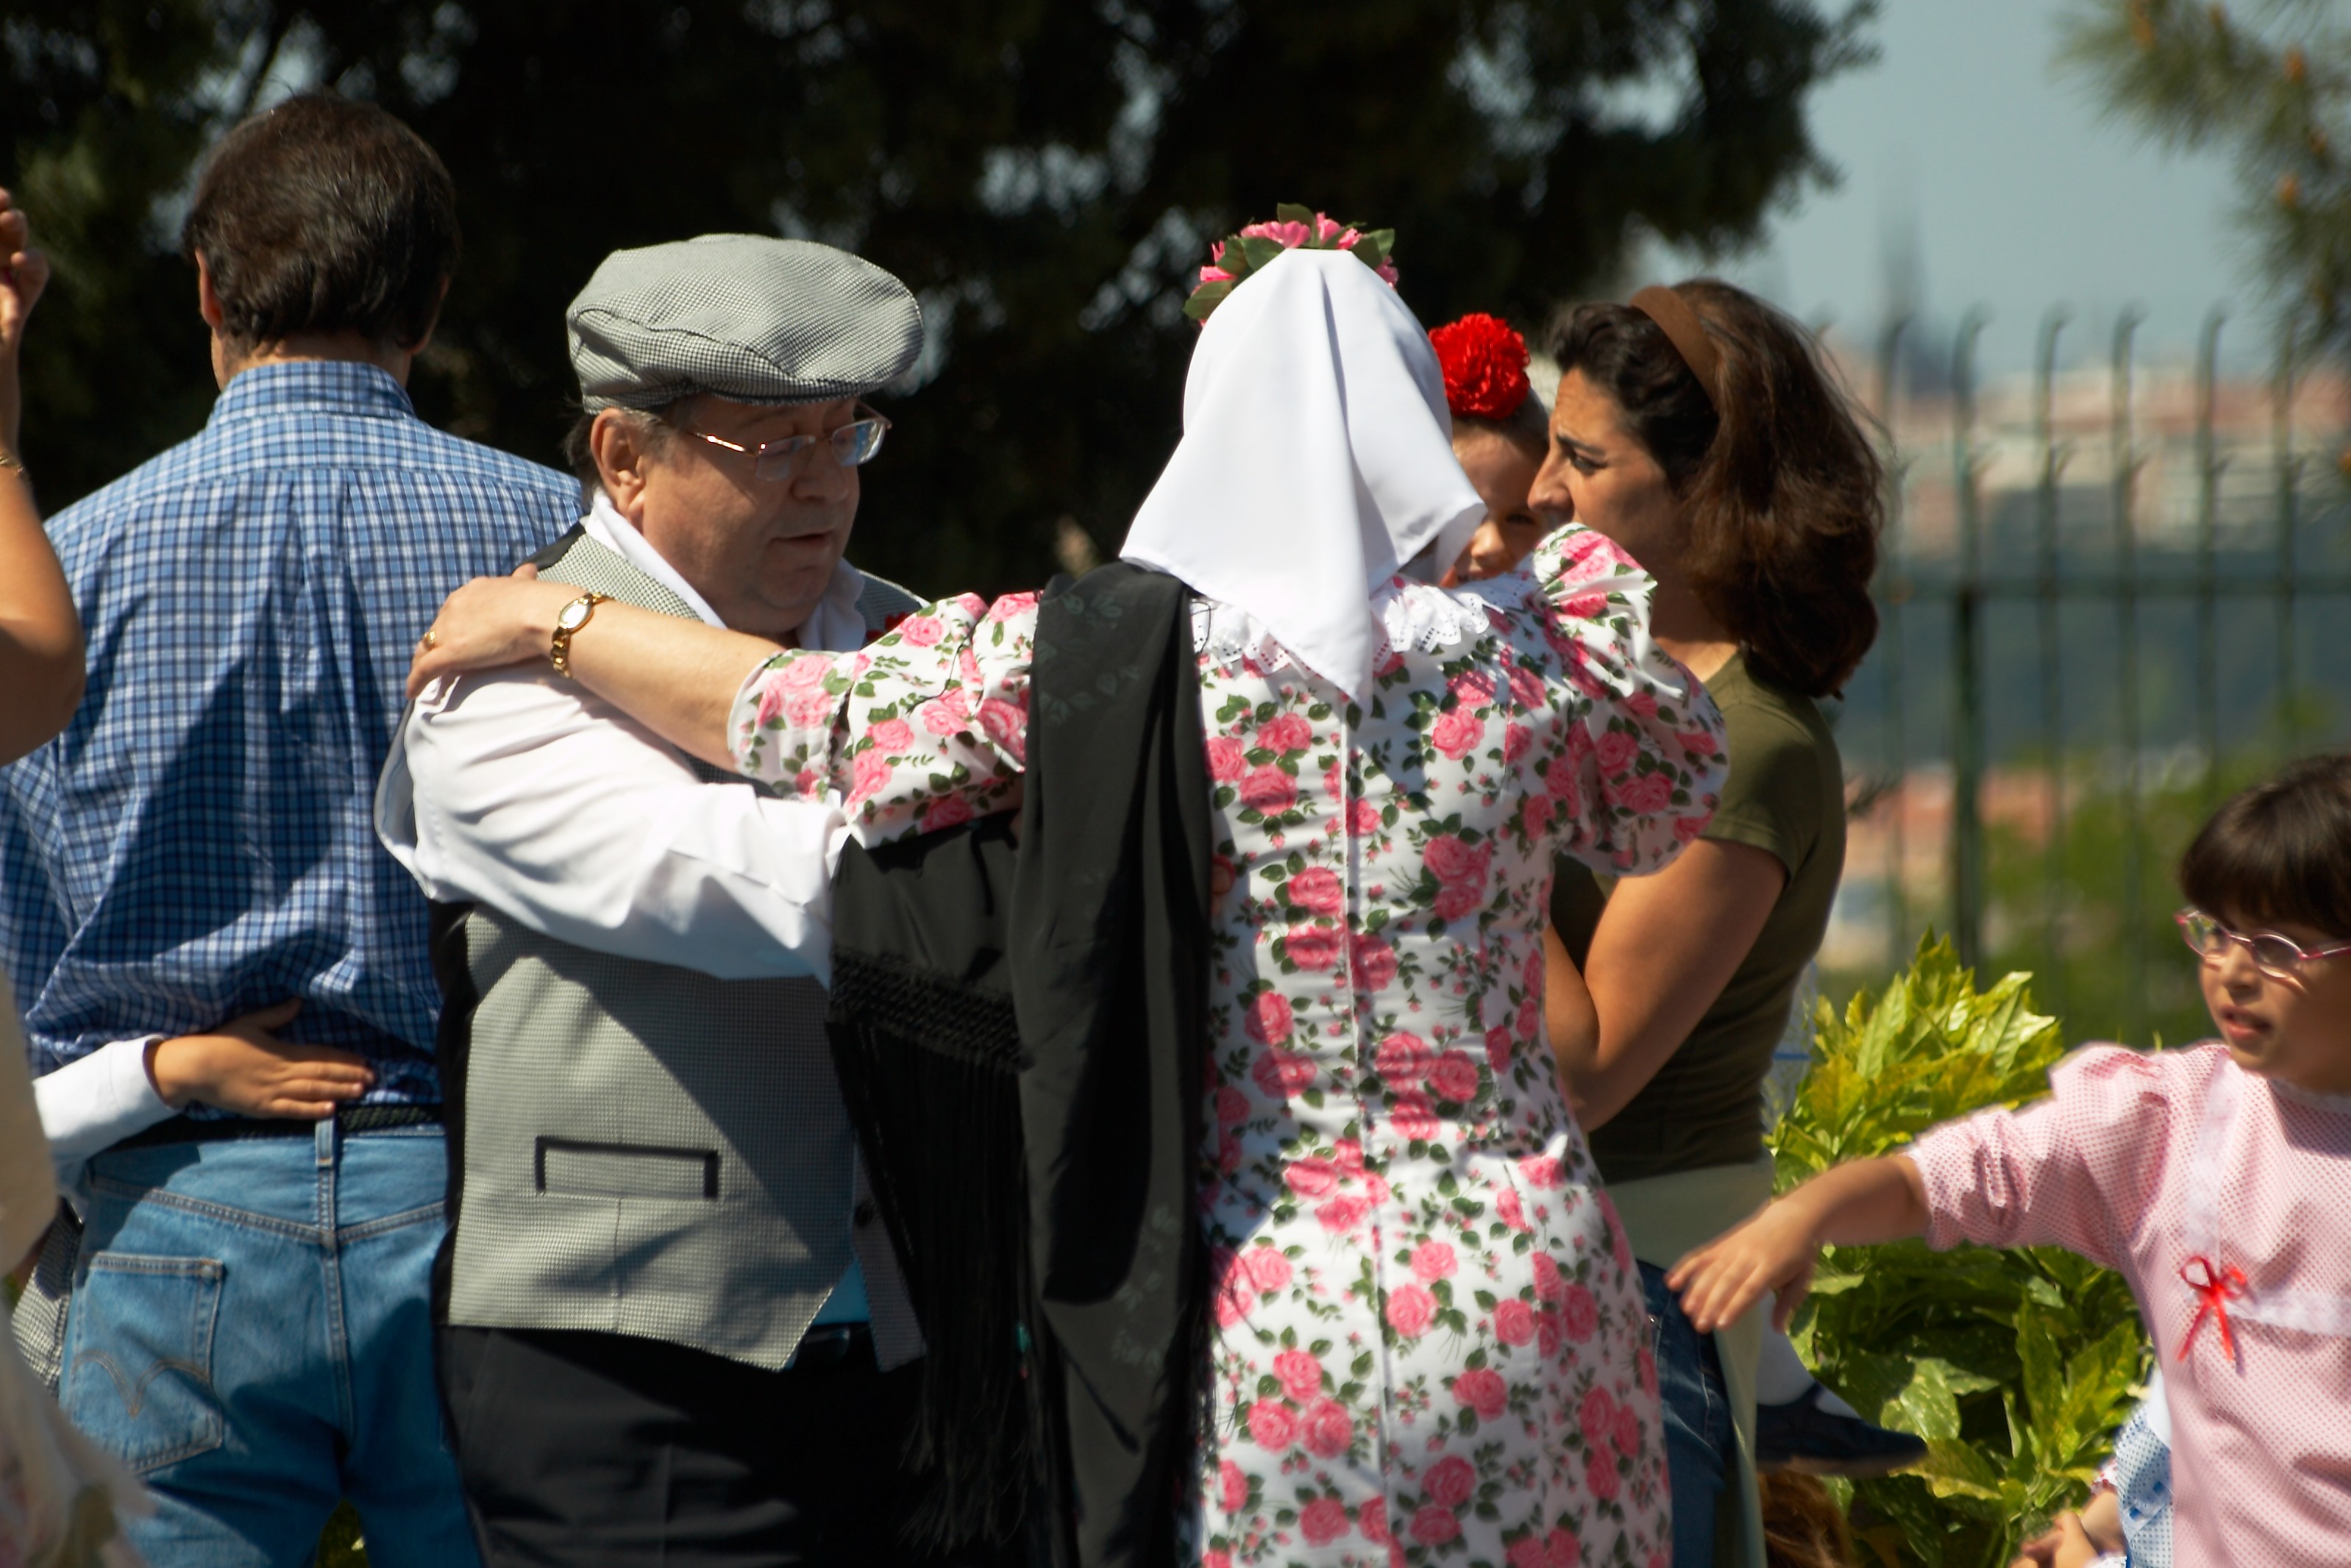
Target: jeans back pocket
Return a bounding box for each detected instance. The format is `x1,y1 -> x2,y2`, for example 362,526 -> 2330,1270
63,1252 -> 227,1474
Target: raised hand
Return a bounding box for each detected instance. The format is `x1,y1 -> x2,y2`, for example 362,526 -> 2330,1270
0,187 -> 51,455
146,999 -> 377,1119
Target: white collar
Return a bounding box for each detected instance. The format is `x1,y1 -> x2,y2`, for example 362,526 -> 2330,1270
580,489 -> 871,652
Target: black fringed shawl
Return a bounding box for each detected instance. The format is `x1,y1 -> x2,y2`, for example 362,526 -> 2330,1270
825,563 -> 1212,1567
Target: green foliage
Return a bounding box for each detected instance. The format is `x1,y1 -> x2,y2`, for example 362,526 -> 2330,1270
2059,0 -> 2351,371
4,1 -> 1875,594
1776,938 -> 2149,1568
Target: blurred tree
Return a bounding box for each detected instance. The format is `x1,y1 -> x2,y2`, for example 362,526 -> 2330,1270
2061,1 -> 2351,377
4,0 -> 1874,594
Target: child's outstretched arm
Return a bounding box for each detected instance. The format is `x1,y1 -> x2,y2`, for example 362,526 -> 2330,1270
1668,1155 -> 1929,1333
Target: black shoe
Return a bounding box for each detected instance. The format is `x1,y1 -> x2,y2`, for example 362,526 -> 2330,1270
1754,1383 -> 1929,1478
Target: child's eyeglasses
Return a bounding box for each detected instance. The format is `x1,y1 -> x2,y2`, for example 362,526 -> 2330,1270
2175,908 -> 2351,975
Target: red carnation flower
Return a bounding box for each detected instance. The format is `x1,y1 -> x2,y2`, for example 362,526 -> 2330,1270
1431,313 -> 1531,421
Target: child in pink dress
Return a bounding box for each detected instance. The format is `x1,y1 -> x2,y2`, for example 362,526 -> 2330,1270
1668,754 -> 2351,1567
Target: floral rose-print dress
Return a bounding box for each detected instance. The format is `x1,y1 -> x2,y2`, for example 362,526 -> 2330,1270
730,527 -> 1726,1568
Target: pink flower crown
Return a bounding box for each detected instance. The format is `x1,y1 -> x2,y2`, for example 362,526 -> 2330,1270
1184,204 -> 1399,323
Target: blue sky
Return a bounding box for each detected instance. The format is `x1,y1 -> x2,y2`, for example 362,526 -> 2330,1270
1667,0 -> 2257,373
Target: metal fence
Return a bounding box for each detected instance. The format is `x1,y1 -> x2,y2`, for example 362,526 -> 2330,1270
1837,307 -> 2351,1041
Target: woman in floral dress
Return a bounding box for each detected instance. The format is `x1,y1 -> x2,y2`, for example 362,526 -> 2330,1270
408,246 -> 1728,1567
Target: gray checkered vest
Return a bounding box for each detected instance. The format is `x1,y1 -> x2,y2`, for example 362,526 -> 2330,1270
442,527 -> 925,1371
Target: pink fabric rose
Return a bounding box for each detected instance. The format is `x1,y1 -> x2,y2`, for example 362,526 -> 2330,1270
1244,991 -> 1293,1045
1284,922 -> 1341,971
1674,813 -> 1710,842
1374,1032 -> 1432,1083
1680,727 -> 1720,757
1240,1247 -> 1292,1292
1584,1449 -> 1621,1502
1299,1496 -> 1351,1545
1495,1187 -> 1532,1232
1205,735 -> 1248,780
985,591 -> 1036,622
1385,1283 -> 1436,1338
1504,722 -> 1532,762
1639,1344 -> 1660,1398
778,652 -> 832,688
868,717 -> 914,754
1561,1283 -> 1600,1343
1509,1540 -> 1548,1568
1218,1458 -> 1248,1513
1274,1348 -> 1323,1402
1579,1386 -> 1617,1447
1286,866 -> 1343,916
1246,1397 -> 1297,1450
1493,1299 -> 1535,1345
1409,1240 -> 1457,1282
1546,1527 -> 1582,1568
785,687 -> 836,728
1391,1091 -> 1438,1141
1350,932 -> 1398,991
1346,797 -> 1384,836
1331,1137 -> 1365,1175
1484,1027 -> 1514,1078
1213,1085 -> 1248,1125
1519,1155 -> 1564,1189
1303,1397 -> 1354,1458
1249,1049 -> 1315,1100
895,615 -> 944,648
847,749 -> 893,806
753,674 -> 790,728
1520,793 -> 1554,837
1430,705 -> 1484,759
1626,688 -> 1659,719
1212,1257 -> 1252,1328
978,698 -> 1027,762
1423,834 -> 1487,883
1240,218 -> 1311,248
1424,1455 -> 1476,1508
1559,592 -> 1607,621
1613,1403 -> 1643,1456
919,794 -> 974,833
1428,1050 -> 1480,1103
1595,729 -> 1638,776
1359,1498 -> 1390,1544
1432,880 -> 1483,923
1448,669 -> 1498,708
1284,1158 -> 1338,1197
1238,765 -> 1296,813
1409,1504 -> 1461,1545
920,690 -> 971,735
1314,1194 -> 1369,1233
1259,713 -> 1314,753
1609,771 -> 1674,816
1451,1366 -> 1507,1419
1532,1252 -> 1564,1302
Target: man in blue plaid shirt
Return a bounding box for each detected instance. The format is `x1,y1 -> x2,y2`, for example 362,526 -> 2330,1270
0,96 -> 573,1567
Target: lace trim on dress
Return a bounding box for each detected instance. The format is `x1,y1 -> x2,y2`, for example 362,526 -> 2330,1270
1190,572 -> 1537,675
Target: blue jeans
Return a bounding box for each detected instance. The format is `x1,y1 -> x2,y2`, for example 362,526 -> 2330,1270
1641,1261 -> 1734,1568
64,1121 -> 477,1568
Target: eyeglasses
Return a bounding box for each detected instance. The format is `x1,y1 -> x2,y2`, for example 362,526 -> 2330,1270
2175,908 -> 2351,975
675,405 -> 891,480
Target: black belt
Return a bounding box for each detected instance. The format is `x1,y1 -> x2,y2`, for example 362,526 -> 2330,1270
114,1103 -> 443,1151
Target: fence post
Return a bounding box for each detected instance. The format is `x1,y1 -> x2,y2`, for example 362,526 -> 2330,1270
2034,308 -> 2070,1016
2195,309 -> 2227,808
2112,308 -> 2146,1044
1951,310 -> 1989,972
1877,315 -> 1912,961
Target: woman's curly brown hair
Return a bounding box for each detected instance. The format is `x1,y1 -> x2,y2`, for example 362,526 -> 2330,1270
1551,280 -> 1884,698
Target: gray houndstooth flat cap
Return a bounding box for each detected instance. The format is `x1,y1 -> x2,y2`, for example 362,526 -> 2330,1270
567,234 -> 924,412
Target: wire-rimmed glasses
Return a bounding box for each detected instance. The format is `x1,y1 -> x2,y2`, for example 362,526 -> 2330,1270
675,405 -> 891,480
2175,907 -> 2351,976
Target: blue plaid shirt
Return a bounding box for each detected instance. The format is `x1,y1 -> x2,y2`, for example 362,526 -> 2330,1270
0,362 -> 577,1104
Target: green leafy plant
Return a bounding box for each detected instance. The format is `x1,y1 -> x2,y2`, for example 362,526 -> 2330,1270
1775,938 -> 2151,1568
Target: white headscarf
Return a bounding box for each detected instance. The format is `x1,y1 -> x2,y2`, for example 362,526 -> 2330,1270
1119,247 -> 1485,699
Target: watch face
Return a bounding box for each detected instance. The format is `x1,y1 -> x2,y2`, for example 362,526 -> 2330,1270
557,598 -> 592,631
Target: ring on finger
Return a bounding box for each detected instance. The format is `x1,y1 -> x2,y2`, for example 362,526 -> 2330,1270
419,629 -> 439,650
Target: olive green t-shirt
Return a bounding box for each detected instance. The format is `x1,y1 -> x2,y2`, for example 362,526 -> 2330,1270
1552,652 -> 1843,1184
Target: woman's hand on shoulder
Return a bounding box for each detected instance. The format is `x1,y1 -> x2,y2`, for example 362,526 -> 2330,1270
408,564 -> 580,696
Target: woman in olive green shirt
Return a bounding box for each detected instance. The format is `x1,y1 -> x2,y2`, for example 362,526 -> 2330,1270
1529,281 -> 1883,1568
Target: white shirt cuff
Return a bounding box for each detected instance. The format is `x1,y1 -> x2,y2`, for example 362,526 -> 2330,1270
35,1037 -> 175,1165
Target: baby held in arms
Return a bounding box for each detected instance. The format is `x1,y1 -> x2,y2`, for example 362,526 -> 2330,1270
1669,753 -> 2351,1566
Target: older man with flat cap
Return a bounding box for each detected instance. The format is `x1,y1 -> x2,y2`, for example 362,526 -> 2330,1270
377,235 -> 940,1567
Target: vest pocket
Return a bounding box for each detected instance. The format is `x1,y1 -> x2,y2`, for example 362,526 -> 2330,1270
534,1137 -> 719,1200
62,1252 -> 226,1474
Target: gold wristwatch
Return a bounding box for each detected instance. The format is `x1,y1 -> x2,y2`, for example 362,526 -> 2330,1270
548,591 -> 611,680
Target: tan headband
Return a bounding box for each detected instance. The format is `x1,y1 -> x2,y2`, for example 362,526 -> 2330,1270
1628,285 -> 1721,410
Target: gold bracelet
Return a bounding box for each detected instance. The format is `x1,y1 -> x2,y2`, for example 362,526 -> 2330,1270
548,591 -> 611,680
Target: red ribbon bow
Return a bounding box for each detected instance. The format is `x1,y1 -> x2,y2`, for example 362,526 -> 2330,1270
2177,1255 -> 2249,1363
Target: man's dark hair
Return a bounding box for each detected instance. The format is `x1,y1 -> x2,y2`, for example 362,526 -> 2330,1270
2180,752 -> 2351,936
182,93 -> 459,352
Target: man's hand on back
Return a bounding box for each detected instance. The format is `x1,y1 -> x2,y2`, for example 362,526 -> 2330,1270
146,999 -> 377,1118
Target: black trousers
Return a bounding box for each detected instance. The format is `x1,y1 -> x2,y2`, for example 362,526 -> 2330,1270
438,1322 -> 972,1568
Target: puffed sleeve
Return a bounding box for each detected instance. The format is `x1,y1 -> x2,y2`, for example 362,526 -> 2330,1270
1902,1043 -> 2179,1271
728,591 -> 1041,844
1523,525 -> 1727,877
